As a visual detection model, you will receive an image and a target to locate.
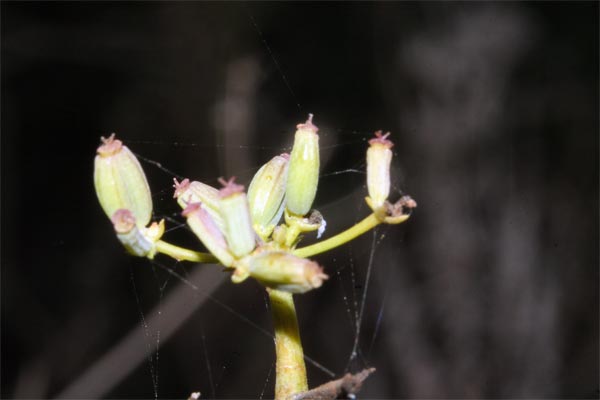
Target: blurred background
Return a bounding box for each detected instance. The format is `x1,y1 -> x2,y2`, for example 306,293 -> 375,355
2,2 -> 598,399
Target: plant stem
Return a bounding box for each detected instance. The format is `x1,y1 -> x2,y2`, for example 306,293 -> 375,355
269,289 -> 308,400
284,224 -> 302,248
154,240 -> 218,263
292,213 -> 385,258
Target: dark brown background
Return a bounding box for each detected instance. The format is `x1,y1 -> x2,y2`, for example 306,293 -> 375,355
2,2 -> 598,399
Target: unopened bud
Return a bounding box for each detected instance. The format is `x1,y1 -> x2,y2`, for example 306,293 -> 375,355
173,178 -> 223,230
182,203 -> 235,267
366,131 -> 393,212
247,251 -> 328,294
286,114 -> 320,216
111,209 -> 155,257
247,154 -> 289,240
94,134 -> 152,227
218,177 -> 256,258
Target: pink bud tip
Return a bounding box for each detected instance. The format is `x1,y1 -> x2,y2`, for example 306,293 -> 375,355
218,177 -> 245,198
368,130 -> 394,147
173,178 -> 191,199
181,202 -> 203,217
305,261 -> 329,288
296,113 -> 319,133
111,209 -> 136,233
97,133 -> 123,156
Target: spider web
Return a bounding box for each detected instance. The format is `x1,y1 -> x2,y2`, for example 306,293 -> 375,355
125,132 -> 391,398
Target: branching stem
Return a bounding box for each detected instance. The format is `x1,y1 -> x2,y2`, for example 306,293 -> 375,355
155,212 -> 409,263
293,213 -> 407,258
154,240 -> 218,263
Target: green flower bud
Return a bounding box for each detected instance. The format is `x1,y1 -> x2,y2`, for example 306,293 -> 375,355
286,114 -> 320,216
111,209 -> 155,257
94,134 -> 152,227
366,131 -> 393,213
218,177 -> 256,258
182,203 -> 235,267
247,154 -> 289,240
247,251 -> 328,294
173,178 -> 223,231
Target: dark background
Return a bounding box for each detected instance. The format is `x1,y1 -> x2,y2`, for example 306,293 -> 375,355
2,2 -> 598,399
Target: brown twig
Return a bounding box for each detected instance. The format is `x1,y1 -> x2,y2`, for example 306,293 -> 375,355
290,368 -> 376,400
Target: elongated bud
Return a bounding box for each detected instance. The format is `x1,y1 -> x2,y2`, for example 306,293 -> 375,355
248,251 -> 328,294
173,178 -> 224,230
218,177 -> 256,258
111,209 -> 155,257
366,131 -> 393,212
247,154 -> 289,240
94,134 -> 152,227
286,114 -> 320,216
182,203 -> 235,267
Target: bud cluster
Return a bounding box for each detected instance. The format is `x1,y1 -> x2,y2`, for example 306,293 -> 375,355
94,115 -> 415,294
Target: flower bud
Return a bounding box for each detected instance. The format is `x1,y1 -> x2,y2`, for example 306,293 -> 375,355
111,209 -> 155,257
218,177 -> 256,258
247,154 -> 289,240
247,251 -> 328,294
286,114 -> 320,216
173,178 -> 223,230
366,131 -> 393,212
182,203 -> 235,267
94,134 -> 152,227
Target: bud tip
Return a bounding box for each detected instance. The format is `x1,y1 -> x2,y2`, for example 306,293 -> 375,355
296,113 -> 319,133
218,177 -> 245,198
181,202 -> 202,217
173,178 -> 191,199
97,133 -> 123,156
112,209 -> 136,233
306,262 -> 329,288
369,130 -> 393,147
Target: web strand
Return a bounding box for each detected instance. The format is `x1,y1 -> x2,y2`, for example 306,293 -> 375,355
336,267 -> 357,333
133,152 -> 185,180
260,362 -> 274,400
201,329 -> 215,399
246,8 -> 302,112
346,229 -> 378,372
151,261 -> 336,378
128,265 -> 159,400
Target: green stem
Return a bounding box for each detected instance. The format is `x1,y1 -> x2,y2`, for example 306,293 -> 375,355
292,213 -> 382,258
269,289 -> 308,400
154,240 -> 218,263
284,224 -> 302,248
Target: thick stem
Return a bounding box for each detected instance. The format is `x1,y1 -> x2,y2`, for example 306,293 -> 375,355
269,289 -> 308,399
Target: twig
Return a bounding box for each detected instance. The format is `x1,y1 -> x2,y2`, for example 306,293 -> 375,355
290,368 -> 376,400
